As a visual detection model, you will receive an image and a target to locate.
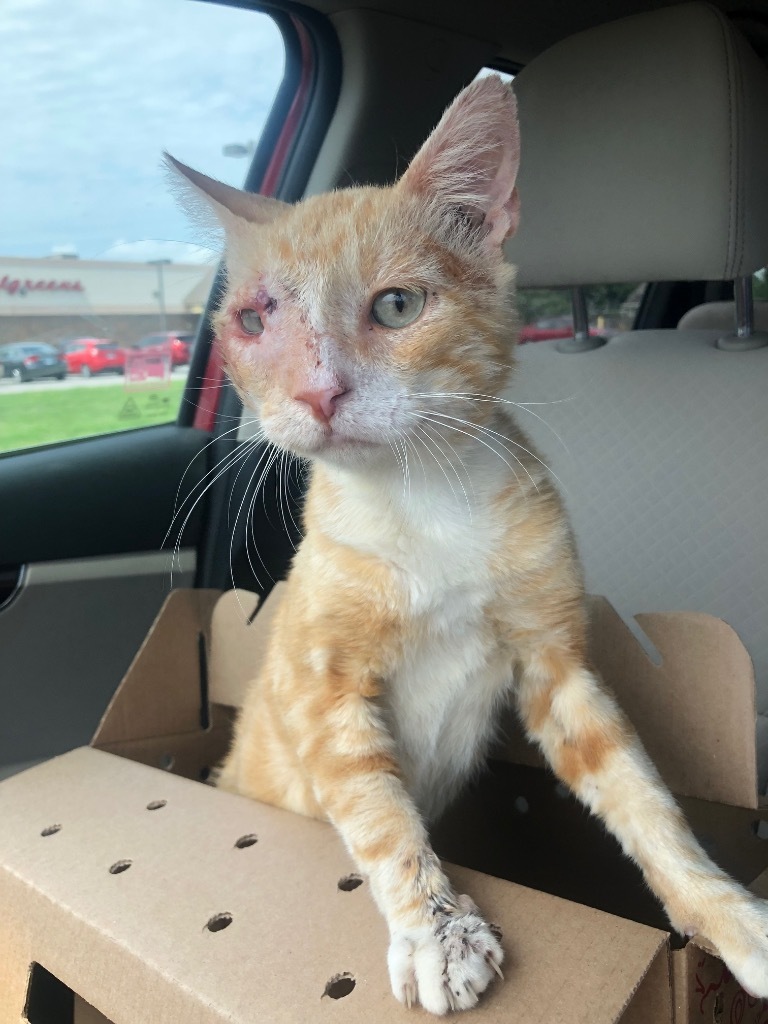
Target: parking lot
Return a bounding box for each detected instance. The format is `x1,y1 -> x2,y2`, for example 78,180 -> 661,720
0,366 -> 190,393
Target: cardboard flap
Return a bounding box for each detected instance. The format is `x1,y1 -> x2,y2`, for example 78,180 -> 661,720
209,585 -> 286,708
92,589 -> 220,746
211,587 -> 756,807
498,597 -> 758,808
0,748 -> 669,1024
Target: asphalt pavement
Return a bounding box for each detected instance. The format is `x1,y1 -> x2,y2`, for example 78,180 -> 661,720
0,367 -> 190,394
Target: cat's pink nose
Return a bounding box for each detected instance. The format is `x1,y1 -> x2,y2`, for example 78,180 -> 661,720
294,386 -> 347,424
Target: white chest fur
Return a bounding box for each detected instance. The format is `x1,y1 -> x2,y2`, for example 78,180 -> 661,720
386,586 -> 512,821
321,464 -> 515,821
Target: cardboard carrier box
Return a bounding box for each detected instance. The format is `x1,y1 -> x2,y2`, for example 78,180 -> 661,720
2,585 -> 768,1024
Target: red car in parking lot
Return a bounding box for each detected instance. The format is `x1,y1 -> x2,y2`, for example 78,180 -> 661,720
519,316 -> 602,343
63,338 -> 125,377
132,331 -> 194,366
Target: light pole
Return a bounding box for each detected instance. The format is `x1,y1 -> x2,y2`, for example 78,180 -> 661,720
149,258 -> 171,332
222,141 -> 256,158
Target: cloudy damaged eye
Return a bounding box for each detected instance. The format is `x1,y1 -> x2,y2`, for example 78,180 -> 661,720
371,288 -> 426,328
238,309 -> 264,335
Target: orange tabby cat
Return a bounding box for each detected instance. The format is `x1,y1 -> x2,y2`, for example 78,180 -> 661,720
168,75 -> 768,1014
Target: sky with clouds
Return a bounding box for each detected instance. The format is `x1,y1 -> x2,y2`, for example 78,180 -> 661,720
1,0 -> 284,263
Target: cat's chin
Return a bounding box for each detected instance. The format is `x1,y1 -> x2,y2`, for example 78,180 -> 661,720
286,434 -> 389,469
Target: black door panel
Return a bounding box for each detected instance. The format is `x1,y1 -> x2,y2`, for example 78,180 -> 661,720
1,425 -> 209,566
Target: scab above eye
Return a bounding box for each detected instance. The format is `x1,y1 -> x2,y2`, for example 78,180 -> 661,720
238,309 -> 264,335
371,288 -> 426,329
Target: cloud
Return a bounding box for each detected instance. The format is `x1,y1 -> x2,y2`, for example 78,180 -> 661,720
102,240 -> 217,264
0,0 -> 284,259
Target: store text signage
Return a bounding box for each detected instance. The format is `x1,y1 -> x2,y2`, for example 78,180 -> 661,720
0,275 -> 85,297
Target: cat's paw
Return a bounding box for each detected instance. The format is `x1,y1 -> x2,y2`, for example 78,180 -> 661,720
702,895 -> 768,998
387,902 -> 504,1014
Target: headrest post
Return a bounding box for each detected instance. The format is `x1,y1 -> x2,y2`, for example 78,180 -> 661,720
556,287 -> 608,353
717,277 -> 768,351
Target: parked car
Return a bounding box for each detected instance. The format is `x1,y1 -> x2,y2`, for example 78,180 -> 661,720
519,316 -> 601,343
62,338 -> 125,377
132,331 -> 194,366
0,342 -> 67,382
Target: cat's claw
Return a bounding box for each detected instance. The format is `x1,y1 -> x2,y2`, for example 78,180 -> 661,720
488,954 -> 504,980
388,905 -> 504,1015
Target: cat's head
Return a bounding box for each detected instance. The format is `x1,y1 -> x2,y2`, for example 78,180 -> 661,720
167,75 -> 520,469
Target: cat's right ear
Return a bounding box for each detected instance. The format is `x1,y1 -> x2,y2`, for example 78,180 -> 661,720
164,153 -> 289,235
397,75 -> 520,247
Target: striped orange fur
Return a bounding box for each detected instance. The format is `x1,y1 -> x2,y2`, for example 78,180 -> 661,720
168,74 -> 768,1013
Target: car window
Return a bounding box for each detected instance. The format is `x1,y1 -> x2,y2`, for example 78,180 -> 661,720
517,284 -> 645,343
0,0 -> 285,454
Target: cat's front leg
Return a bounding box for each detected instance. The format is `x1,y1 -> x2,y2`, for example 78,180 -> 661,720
305,691 -> 503,1014
516,647 -> 768,998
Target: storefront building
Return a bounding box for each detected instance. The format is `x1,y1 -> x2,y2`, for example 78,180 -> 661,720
0,256 -> 215,347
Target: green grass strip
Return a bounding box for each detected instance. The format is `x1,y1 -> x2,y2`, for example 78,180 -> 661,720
0,379 -> 187,454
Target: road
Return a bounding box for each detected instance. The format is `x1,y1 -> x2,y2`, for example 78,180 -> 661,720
0,367 -> 190,394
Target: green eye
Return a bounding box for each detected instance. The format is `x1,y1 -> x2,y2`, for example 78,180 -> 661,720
371,288 -> 426,328
239,309 -> 264,335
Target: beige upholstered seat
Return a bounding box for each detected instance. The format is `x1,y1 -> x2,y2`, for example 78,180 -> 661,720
502,3 -> 768,769
678,300 -> 768,332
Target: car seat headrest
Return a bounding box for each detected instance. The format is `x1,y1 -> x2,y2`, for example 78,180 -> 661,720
505,2 -> 768,287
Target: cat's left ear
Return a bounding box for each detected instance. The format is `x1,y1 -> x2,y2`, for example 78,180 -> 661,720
397,75 -> 520,247
164,153 -> 289,233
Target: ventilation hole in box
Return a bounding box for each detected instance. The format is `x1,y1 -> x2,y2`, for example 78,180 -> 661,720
160,754 -> 174,771
337,874 -> 363,892
146,800 -> 167,811
199,765 -> 211,782
40,824 -> 61,837
109,860 -> 132,875
513,796 -> 529,814
24,963 -> 74,1023
553,782 -> 570,800
235,834 -> 258,849
206,912 -> 233,933
323,973 -> 355,999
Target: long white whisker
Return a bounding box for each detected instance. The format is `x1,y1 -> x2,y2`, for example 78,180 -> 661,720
240,445 -> 280,594
169,437 -> 260,582
389,437 -> 407,506
413,423 -> 464,510
418,419 -> 473,520
287,455 -> 306,543
401,438 -> 411,503
170,435 -> 261,561
409,391 -> 573,454
164,421 -> 256,552
402,431 -> 428,487
412,411 -> 532,493
230,444 -> 279,609
244,446 -> 283,595
417,409 -> 567,494
279,450 -> 303,553
422,420 -> 477,504
226,434 -> 271,531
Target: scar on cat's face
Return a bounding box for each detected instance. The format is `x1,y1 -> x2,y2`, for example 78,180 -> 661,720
213,201 -> 515,466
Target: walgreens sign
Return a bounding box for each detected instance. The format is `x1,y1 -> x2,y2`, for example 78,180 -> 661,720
0,275 -> 85,297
